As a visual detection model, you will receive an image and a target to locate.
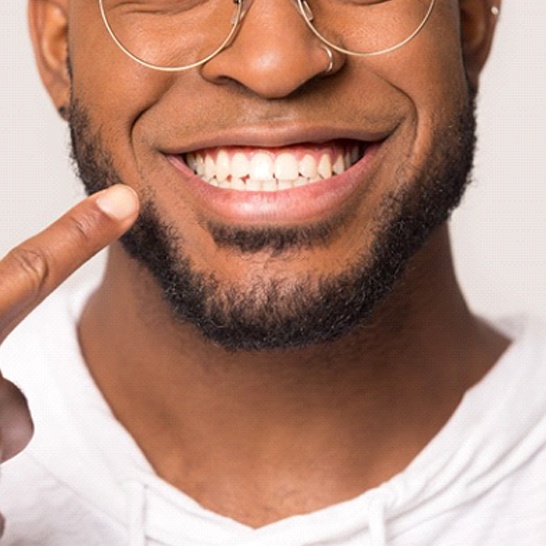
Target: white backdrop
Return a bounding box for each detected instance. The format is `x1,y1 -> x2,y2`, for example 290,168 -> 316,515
1,0 -> 545,321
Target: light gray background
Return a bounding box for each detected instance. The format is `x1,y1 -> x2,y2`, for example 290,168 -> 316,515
1,0 -> 545,320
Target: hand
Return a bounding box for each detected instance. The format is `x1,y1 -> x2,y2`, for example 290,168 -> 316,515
0,184 -> 139,536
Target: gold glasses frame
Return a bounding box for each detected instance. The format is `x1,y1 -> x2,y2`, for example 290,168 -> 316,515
98,0 -> 437,72
296,0 -> 437,58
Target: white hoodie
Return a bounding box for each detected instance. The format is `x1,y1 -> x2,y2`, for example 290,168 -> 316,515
0,285 -> 545,545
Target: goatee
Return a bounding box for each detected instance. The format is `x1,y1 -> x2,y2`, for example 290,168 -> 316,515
69,94 -> 477,351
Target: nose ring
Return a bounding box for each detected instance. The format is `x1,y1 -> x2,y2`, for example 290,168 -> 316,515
321,45 -> 334,75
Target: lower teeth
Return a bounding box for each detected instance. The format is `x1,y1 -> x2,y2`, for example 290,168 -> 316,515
209,176 -> 322,191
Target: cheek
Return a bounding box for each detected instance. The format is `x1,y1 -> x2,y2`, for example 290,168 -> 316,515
377,11 -> 469,160
410,7 -> 469,121
68,1 -> 171,137
67,8 -> 178,197
369,0 -> 467,113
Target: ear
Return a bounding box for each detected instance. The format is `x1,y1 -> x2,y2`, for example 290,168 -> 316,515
28,0 -> 71,120
459,0 -> 501,90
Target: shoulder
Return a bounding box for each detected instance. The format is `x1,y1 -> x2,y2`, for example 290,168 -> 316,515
488,315 -> 546,381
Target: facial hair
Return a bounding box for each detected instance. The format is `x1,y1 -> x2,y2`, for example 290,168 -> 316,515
69,95 -> 477,352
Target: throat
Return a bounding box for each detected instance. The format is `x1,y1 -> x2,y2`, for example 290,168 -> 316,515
77,239 -> 510,528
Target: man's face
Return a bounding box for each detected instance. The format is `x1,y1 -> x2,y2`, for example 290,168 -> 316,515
63,0 -> 483,350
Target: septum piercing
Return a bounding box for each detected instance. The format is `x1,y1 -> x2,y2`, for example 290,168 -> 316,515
321,45 -> 334,75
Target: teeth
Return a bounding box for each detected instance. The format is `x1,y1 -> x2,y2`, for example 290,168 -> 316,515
275,153 -> 299,180
300,154 -> 317,179
216,150 -> 230,182
184,144 -> 362,191
333,155 -> 345,175
277,179 -> 293,191
262,179 -> 277,192
186,153 -> 197,173
232,178 -> 246,191
317,154 -> 332,179
250,152 -> 274,180
351,146 -> 360,164
195,154 -> 205,177
232,152 -> 250,180
204,154 -> 216,181
246,178 -> 262,191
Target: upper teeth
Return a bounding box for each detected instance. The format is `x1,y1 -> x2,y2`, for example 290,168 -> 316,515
184,145 -> 362,191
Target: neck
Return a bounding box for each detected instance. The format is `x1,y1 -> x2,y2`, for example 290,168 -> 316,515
78,225 -> 508,526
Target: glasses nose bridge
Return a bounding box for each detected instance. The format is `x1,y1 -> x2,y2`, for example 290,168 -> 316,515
233,0 -> 334,58
221,0 -> 323,60
236,0 -> 316,32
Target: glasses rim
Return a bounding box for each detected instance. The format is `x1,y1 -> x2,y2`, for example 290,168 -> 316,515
98,0 -> 246,72
297,0 -> 437,58
98,0 -> 437,73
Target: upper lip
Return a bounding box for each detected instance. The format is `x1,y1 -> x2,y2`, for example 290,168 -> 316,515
160,123 -> 396,155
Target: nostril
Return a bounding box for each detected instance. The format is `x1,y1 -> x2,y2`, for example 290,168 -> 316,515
201,40 -> 343,99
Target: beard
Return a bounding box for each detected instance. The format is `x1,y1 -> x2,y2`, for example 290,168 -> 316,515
70,95 -> 477,352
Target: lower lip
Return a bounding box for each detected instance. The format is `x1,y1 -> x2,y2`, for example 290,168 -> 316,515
166,143 -> 381,225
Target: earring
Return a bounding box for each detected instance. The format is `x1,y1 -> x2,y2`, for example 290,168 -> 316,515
58,105 -> 69,120
491,5 -> 500,16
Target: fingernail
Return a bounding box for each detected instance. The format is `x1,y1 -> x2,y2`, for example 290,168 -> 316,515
96,185 -> 139,221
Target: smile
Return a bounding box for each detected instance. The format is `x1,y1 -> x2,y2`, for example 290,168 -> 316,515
182,141 -> 365,192
165,134 -> 384,224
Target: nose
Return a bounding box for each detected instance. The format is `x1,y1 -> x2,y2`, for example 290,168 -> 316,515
200,0 -> 343,99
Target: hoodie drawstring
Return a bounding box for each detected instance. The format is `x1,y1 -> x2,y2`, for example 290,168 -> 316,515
368,490 -> 392,546
127,480 -> 147,546
125,476 -> 393,546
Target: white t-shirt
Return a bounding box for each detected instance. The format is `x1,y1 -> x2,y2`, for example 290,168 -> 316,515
0,285 -> 545,546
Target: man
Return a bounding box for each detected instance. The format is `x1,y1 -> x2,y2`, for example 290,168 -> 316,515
0,0 -> 545,543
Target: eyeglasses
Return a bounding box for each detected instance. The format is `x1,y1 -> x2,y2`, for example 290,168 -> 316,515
98,0 -> 437,73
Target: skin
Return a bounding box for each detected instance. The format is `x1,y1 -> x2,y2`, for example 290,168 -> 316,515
0,185 -> 139,532
0,0 -> 506,532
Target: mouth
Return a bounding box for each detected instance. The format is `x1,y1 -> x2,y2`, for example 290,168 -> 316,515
165,135 -> 384,224
182,140 -> 366,192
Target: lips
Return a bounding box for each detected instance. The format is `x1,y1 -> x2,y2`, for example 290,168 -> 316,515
165,136 -> 384,224
183,140 -> 364,192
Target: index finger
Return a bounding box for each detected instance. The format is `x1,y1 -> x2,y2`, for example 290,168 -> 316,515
0,184 -> 139,343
